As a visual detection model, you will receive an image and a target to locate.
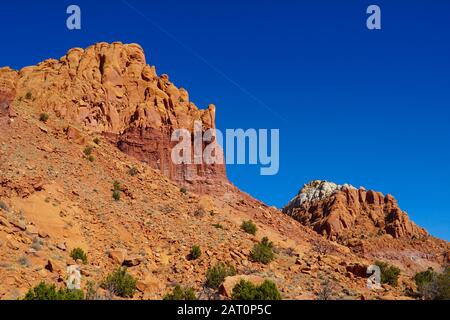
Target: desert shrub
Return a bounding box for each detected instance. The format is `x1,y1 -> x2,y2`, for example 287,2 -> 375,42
190,245 -> 202,260
311,239 -> 335,256
232,280 -> 281,300
180,187 -> 187,194
18,256 -> 31,267
163,285 -> 197,300
39,113 -> 49,123
23,282 -> 84,300
102,267 -> 137,298
0,201 -> 9,212
206,262 -> 236,289
241,220 -> 257,235
113,181 -> 121,191
316,279 -> 334,300
25,91 -> 32,100
375,261 -> 401,287
112,181 -> 121,201
70,247 -> 88,264
85,281 -> 101,300
88,155 -> 95,162
113,190 -> 121,201
213,223 -> 224,229
128,166 -> 138,176
31,237 -> 43,251
415,267 -> 450,300
83,146 -> 93,156
93,137 -> 101,145
414,268 -> 436,288
250,237 -> 275,264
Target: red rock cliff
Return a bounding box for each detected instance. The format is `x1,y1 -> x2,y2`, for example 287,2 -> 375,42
283,180 -> 428,242
0,42 -> 228,192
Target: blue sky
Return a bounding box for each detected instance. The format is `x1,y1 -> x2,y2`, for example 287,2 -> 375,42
1,1 -> 449,240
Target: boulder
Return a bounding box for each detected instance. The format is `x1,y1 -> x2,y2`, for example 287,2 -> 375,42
219,275 -> 265,298
109,249 -> 127,265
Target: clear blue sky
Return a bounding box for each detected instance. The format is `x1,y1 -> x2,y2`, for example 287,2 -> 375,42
1,1 -> 449,240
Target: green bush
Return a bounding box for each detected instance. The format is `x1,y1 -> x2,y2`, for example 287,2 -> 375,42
128,166 -> 138,176
83,146 -> 93,156
93,137 -> 101,145
163,285 -> 197,300
39,113 -> 49,123
102,267 -> 136,298
88,155 -> 95,162
112,181 -> 121,201
241,220 -> 257,235
250,237 -> 275,264
206,262 -> 237,289
375,261 -> 401,287
113,190 -> 121,201
190,245 -> 202,260
213,223 -> 224,229
24,282 -> 84,300
25,91 -> 33,100
232,280 -> 281,300
180,187 -> 187,194
70,248 -> 88,264
415,267 -> 450,300
113,181 -> 121,191
414,268 -> 436,288
0,201 -> 9,212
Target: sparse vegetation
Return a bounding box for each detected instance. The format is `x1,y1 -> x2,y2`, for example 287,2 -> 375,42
39,113 -> 49,123
241,220 -> 257,235
31,237 -> 43,251
414,268 -> 436,288
102,267 -> 136,298
316,279 -> 334,300
88,155 -> 95,162
206,262 -> 237,289
231,280 -> 281,300
85,281 -> 101,300
25,91 -> 32,100
375,261 -> 401,287
0,201 -> 9,212
250,237 -> 275,264
180,187 -> 187,194
112,181 -> 121,201
212,223 -> 224,229
311,239 -> 335,256
163,285 -> 197,300
23,282 -> 84,300
93,137 -> 101,145
190,245 -> 202,260
414,267 -> 450,300
18,256 -> 30,267
113,191 -> 121,201
128,166 -> 138,176
83,145 -> 93,156
70,248 -> 88,264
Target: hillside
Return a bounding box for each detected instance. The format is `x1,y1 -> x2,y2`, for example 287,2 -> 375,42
0,43 -> 448,300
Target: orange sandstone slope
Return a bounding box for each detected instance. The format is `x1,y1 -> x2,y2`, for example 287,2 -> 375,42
0,43 -> 448,300
283,181 -> 449,273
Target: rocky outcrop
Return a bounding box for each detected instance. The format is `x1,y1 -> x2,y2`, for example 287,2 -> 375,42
0,68 -> 16,118
0,42 -> 227,191
283,180 -> 428,241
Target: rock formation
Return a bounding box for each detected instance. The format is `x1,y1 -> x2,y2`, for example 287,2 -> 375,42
0,68 -> 16,118
283,180 -> 428,241
0,42 -> 227,192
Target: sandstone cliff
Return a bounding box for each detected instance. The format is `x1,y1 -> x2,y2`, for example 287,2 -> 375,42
0,42 -> 227,192
283,180 -> 428,241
